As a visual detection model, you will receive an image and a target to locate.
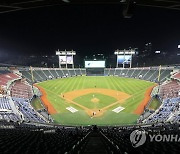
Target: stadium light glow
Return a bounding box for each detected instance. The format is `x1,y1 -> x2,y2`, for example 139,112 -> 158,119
114,49 -> 135,55
155,51 -> 161,54
178,45 -> 180,48
56,49 -> 76,55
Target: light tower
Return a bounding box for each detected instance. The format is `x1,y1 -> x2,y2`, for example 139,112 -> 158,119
56,49 -> 76,68
114,49 -> 136,68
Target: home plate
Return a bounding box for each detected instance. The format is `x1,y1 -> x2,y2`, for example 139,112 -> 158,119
112,106 -> 125,113
66,106 -> 78,113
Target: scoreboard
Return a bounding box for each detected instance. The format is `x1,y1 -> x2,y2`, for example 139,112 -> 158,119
85,61 -> 105,68
85,60 -> 105,76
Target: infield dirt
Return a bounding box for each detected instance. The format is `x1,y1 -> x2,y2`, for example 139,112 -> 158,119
134,85 -> 157,114
34,84 -> 57,114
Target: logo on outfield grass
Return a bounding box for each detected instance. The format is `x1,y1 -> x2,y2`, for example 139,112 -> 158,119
130,129 -> 146,148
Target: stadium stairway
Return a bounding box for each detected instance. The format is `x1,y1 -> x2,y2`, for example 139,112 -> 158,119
82,127 -> 108,154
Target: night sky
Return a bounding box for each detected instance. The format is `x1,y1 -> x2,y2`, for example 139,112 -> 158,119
0,4 -> 180,57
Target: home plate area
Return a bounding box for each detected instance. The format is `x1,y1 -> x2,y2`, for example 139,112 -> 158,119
112,106 -> 125,113
66,106 -> 78,113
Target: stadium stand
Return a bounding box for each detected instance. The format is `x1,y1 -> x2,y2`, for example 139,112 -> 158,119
81,69 -> 86,76
20,68 -> 86,83
104,67 -> 172,83
100,124 -> 180,153
37,70 -> 48,80
159,80 -> 180,99
75,68 -> 82,76
10,81 -> 33,99
0,95 -> 20,122
138,69 -> 180,125
12,97 -> 46,123
143,97 -> 180,124
0,121 -> 90,154
68,69 -> 76,76
0,69 -> 49,123
20,67 -> 172,84
0,73 -> 20,87
0,113 -> 19,122
108,68 -> 115,76
172,72 -> 180,80
0,121 -> 180,153
19,70 -> 32,83
56,69 -> 65,77
0,97 -> 11,111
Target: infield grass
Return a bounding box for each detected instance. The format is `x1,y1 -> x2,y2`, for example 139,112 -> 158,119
73,93 -> 117,109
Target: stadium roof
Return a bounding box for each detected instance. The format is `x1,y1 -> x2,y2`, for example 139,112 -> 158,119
0,0 -> 180,14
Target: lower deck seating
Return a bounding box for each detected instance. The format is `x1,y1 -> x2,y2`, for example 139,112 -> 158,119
0,96 -> 20,122
0,97 -> 11,110
143,97 -> 180,124
0,113 -> 19,122
13,97 -> 46,123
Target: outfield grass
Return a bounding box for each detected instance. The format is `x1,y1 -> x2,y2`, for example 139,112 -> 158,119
37,76 -> 155,126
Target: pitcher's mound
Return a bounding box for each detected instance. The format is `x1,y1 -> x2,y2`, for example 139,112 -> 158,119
91,98 -> 99,103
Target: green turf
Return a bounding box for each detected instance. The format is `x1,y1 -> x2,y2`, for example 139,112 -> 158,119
52,111 -> 139,126
31,97 -> 43,110
148,97 -> 161,110
73,93 -> 117,109
37,76 -> 155,126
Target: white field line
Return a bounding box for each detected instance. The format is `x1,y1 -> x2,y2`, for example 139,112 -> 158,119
66,106 -> 78,113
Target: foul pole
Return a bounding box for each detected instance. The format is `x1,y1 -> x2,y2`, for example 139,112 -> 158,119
157,65 -> 162,95
157,65 -> 161,83
30,66 -> 34,83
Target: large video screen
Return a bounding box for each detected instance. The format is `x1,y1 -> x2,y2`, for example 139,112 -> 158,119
85,61 -> 105,68
117,55 -> 132,64
59,56 -> 66,64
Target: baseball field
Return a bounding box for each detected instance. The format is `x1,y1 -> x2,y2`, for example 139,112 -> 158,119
35,76 -> 156,126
